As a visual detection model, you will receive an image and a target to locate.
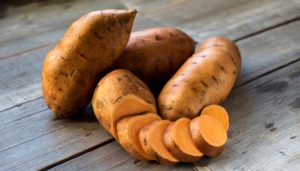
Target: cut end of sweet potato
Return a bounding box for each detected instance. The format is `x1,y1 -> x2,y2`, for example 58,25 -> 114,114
201,104 -> 229,131
117,113 -> 161,160
190,115 -> 227,157
112,94 -> 157,140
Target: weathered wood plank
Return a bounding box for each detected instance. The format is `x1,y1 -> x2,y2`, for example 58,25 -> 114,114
0,0 -> 125,44
1,0 -> 300,60
49,141 -> 195,171
123,0 -> 300,41
0,98 -> 112,170
52,54 -> 300,171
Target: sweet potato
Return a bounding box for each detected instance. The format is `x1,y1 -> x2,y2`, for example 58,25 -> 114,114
139,120 -> 179,164
42,9 -> 136,118
158,37 -> 241,121
163,118 -> 203,162
113,27 -> 196,85
201,105 -> 229,131
117,113 -> 161,160
190,115 -> 227,157
92,69 -> 156,140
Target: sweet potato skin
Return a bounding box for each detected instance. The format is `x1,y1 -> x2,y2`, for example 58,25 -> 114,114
92,69 -> 156,139
114,27 -> 196,85
158,37 -> 241,121
42,9 -> 136,118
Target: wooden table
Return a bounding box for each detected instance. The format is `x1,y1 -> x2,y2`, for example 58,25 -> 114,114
1,0 -> 300,170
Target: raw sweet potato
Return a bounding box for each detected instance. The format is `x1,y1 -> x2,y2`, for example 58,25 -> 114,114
190,115 -> 227,157
42,9 -> 136,118
201,105 -> 229,131
158,37 -> 241,121
113,27 -> 196,85
139,120 -> 179,164
163,118 -> 203,162
92,69 -> 156,140
117,113 -> 161,160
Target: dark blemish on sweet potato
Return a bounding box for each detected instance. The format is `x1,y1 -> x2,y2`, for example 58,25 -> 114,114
77,50 -> 88,60
58,88 -> 63,92
191,86 -> 198,93
191,61 -> 197,65
60,56 -> 65,60
288,70 -> 300,79
144,138 -> 147,146
94,31 -> 102,40
212,75 -> 218,84
155,35 -> 162,41
289,97 -> 300,109
219,65 -> 227,73
270,127 -> 277,132
257,81 -> 288,93
117,77 -> 122,81
115,96 -> 123,103
233,71 -> 237,75
59,71 -> 68,77
174,143 -> 178,148
169,32 -> 174,37
172,84 -> 178,87
290,136 -> 296,140
70,69 -> 76,77
180,73 -> 185,76
265,123 -> 274,129
200,81 -> 208,88
201,55 -> 206,58
228,55 -> 238,67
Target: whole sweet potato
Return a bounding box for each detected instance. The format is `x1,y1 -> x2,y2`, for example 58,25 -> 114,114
158,37 -> 241,121
113,27 -> 196,85
42,9 -> 136,118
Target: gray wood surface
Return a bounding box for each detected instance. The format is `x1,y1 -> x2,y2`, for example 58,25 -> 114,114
0,0 -> 300,170
50,56 -> 300,171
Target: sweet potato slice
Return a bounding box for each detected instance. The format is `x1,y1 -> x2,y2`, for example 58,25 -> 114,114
117,113 -> 161,160
201,105 -> 229,131
139,120 -> 179,164
111,95 -> 157,140
164,118 -> 203,162
190,115 -> 227,157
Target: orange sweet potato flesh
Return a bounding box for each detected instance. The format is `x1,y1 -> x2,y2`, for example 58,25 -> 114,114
92,69 -> 156,140
164,118 -> 203,162
42,9 -> 137,118
190,115 -> 227,157
158,37 -> 241,121
201,105 -> 229,131
140,120 -> 179,164
117,113 -> 161,160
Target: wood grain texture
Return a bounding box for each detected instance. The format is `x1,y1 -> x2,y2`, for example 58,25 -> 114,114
123,0 -> 300,41
49,141 -> 196,171
1,20 -> 299,170
0,0 -> 300,170
1,0 -> 300,60
51,61 -> 300,170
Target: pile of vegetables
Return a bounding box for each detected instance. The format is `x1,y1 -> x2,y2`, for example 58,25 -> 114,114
41,9 -> 241,164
